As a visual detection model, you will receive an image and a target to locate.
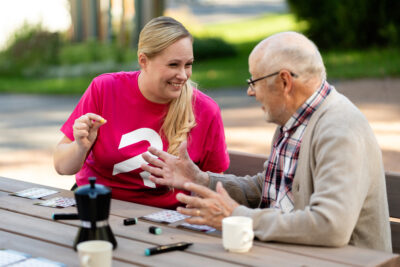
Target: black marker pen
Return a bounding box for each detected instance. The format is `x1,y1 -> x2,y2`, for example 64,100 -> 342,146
145,242 -> 193,256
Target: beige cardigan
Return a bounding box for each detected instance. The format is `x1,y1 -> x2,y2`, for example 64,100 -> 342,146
208,88 -> 392,252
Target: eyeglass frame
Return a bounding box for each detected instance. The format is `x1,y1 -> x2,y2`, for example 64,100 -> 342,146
247,71 -> 298,92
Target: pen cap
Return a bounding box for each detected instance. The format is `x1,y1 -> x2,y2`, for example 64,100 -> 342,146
124,218 -> 137,225
144,249 -> 151,256
149,226 -> 162,235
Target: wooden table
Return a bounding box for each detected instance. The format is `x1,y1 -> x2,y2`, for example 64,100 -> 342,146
0,176 -> 398,267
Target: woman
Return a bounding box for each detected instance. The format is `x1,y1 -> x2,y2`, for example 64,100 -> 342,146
53,16 -> 230,209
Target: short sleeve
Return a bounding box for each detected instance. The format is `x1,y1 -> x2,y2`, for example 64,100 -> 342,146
60,78 -> 102,141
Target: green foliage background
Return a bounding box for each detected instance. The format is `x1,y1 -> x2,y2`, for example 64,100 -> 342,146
0,13 -> 399,94
288,0 -> 400,49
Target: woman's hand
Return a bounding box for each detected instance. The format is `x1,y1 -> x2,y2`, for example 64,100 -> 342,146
73,113 -> 106,151
141,141 -> 209,190
54,113 -> 106,175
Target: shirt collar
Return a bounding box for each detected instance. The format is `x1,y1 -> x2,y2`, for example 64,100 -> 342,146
282,80 -> 331,132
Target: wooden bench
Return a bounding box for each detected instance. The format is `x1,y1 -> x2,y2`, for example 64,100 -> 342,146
226,150 -> 400,253
386,172 -> 400,253
226,150 -> 268,176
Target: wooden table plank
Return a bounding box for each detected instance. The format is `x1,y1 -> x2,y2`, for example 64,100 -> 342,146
108,216 -> 348,267
0,193 -> 348,266
0,194 -> 344,267
255,242 -> 400,267
1,176 -> 399,266
0,229 -> 79,267
0,176 -> 59,194
0,209 -> 242,267
0,230 -> 133,267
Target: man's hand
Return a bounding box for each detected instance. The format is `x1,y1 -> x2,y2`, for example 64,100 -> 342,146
176,182 -> 240,230
141,141 -> 209,189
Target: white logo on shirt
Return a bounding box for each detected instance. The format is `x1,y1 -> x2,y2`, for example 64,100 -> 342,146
112,128 -> 163,188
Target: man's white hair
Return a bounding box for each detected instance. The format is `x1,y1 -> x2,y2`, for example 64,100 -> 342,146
256,32 -> 326,82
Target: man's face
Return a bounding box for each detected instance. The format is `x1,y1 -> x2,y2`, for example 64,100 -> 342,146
248,58 -> 286,125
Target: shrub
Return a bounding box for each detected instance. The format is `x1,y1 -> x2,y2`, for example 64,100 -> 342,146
0,26 -> 235,78
59,39 -> 115,64
288,0 -> 400,49
0,23 -> 61,76
193,37 -> 236,61
58,39 -> 140,65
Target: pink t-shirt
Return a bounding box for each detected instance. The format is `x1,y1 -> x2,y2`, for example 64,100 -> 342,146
61,71 -> 229,209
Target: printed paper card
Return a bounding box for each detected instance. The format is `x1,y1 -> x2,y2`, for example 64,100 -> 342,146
35,197 -> 76,208
0,249 -> 30,266
9,257 -> 66,267
140,210 -> 189,224
11,188 -> 58,199
178,222 -> 216,233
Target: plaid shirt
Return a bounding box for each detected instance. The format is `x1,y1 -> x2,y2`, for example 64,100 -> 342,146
260,81 -> 332,212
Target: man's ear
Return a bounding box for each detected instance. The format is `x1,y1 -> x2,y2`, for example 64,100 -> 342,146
138,53 -> 148,70
279,70 -> 294,95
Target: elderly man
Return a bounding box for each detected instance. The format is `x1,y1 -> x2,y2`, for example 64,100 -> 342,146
141,32 -> 391,252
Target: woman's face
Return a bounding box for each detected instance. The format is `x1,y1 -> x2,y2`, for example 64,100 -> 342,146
140,37 -> 194,104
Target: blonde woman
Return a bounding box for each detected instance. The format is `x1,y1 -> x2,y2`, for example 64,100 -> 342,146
53,16 -> 230,209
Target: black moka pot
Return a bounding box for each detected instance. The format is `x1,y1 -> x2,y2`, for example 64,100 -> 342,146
73,177 -> 117,250
53,177 -> 117,250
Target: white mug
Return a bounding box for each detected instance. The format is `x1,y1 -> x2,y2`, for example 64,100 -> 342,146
222,216 -> 254,253
77,240 -> 112,267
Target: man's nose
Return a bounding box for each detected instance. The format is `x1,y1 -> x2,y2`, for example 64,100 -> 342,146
247,86 -> 255,96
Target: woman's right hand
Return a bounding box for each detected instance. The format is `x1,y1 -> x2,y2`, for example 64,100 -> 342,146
73,113 -> 106,151
141,141 -> 209,190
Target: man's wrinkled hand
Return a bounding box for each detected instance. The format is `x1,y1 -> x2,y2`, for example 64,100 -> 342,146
176,182 -> 239,230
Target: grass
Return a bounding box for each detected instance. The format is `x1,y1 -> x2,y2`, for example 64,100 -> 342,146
190,14 -> 305,44
0,13 -> 399,94
0,76 -> 93,94
190,14 -> 400,89
193,45 -> 400,89
324,48 -> 400,79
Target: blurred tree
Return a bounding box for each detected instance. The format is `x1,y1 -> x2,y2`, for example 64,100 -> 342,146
288,0 -> 400,49
68,0 -> 164,48
0,24 -> 61,76
69,0 -> 111,42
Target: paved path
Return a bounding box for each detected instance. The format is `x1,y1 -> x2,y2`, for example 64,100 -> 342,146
0,78 -> 399,190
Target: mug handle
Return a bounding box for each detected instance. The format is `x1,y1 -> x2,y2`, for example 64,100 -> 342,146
81,254 -> 91,267
241,229 -> 254,245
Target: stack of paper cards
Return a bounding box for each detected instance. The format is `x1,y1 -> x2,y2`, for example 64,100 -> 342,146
178,223 -> 216,233
140,210 -> 189,224
35,197 -> 76,208
10,188 -> 58,199
9,257 -> 66,267
0,249 -> 29,266
0,249 -> 65,267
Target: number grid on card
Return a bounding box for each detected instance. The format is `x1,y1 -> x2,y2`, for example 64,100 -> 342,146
35,197 -> 76,208
140,210 -> 189,224
11,188 -> 59,199
178,222 -> 216,233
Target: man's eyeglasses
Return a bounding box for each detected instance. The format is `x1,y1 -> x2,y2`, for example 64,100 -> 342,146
247,71 -> 298,92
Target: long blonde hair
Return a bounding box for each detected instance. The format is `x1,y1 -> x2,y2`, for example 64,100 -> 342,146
138,16 -> 196,156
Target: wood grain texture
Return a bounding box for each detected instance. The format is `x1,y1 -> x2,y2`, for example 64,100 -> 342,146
0,176 -> 399,266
